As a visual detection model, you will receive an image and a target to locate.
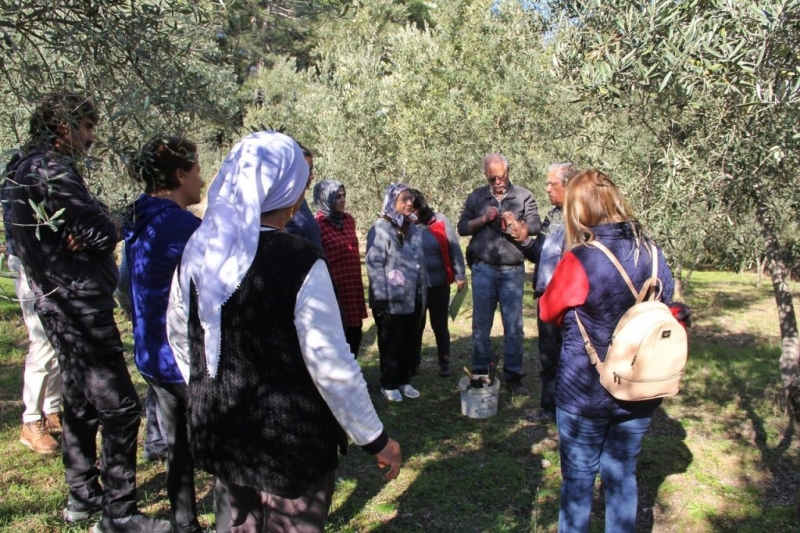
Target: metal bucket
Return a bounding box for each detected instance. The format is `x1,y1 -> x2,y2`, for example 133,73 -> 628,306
458,376 -> 500,419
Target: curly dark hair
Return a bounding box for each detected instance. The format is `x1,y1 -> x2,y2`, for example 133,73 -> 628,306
130,135 -> 198,194
28,92 -> 99,145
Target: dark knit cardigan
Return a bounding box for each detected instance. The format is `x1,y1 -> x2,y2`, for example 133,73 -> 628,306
186,231 -> 347,498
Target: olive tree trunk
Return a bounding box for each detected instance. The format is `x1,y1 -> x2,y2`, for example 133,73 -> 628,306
754,183 -> 800,419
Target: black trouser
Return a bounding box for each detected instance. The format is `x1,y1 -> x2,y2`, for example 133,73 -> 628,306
422,284 -> 451,363
144,384 -> 167,459
537,300 -> 563,414
146,378 -> 201,532
38,309 -> 142,519
344,325 -> 363,359
375,301 -> 424,389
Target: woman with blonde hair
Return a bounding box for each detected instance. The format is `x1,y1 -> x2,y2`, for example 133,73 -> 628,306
539,169 -> 676,532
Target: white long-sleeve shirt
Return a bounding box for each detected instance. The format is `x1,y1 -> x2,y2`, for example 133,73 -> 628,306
166,258 -> 384,448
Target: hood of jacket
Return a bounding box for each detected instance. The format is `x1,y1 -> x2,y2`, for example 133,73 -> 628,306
123,193 -> 183,243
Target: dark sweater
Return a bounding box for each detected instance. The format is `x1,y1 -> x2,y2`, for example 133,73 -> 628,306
284,199 -> 323,254
457,184 -> 541,266
187,231 -> 346,498
5,147 -> 119,315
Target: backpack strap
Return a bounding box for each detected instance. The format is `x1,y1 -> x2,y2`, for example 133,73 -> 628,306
636,242 -> 661,303
588,241 -> 661,303
576,241 -> 662,365
586,241 -> 637,298
574,310 -> 601,368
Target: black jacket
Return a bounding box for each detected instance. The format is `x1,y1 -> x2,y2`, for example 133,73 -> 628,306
5,146 -> 119,315
457,183 -> 541,266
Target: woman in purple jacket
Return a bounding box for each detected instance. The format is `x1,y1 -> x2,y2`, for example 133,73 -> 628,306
123,135 -> 204,533
539,170 -> 675,533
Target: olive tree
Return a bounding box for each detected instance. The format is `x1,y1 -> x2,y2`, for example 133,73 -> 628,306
0,0 -> 353,209
0,1 -> 244,210
243,0 -> 580,227
548,0 -> 800,415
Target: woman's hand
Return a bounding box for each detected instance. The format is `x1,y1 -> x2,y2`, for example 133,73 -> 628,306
456,279 -> 466,292
375,438 -> 402,481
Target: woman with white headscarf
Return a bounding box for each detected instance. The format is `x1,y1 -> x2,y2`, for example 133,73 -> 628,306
365,183 -> 429,403
166,132 -> 400,533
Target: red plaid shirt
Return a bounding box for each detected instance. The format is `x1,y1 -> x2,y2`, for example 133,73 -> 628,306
315,212 -> 368,326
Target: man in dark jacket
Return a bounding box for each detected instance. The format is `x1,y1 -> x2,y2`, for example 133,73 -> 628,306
284,144 -> 323,253
5,92 -> 172,533
457,153 -> 541,395
508,162 -> 580,423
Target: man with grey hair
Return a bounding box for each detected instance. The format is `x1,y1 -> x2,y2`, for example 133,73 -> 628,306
458,153 -> 540,395
507,161 -> 579,421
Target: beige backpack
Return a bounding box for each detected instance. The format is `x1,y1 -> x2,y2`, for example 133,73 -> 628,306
575,241 -> 687,401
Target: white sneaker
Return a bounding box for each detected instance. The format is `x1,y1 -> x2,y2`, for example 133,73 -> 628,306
399,384 -> 421,399
381,388 -> 403,402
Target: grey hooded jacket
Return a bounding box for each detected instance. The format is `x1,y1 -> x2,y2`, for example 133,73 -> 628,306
366,218 -> 429,315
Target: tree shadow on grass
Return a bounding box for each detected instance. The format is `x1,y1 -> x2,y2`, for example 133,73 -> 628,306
0,359 -> 24,431
685,288 -> 764,314
708,353 -> 800,530
0,330 -> 23,362
0,303 -> 27,423
672,333 -> 800,530
330,414 -> 550,532
328,333 -> 548,532
135,464 -> 168,507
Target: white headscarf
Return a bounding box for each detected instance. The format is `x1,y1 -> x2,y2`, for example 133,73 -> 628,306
179,131 -> 309,378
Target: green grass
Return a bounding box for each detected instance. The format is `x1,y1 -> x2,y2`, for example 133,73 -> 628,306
0,270 -> 799,532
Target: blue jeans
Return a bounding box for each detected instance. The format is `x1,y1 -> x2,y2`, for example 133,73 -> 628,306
470,262 -> 525,380
556,407 -> 652,532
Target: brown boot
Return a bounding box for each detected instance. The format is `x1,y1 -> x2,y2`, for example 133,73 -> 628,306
45,412 -> 63,434
20,419 -> 59,454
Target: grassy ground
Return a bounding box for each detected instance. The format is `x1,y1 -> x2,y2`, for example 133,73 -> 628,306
0,270 -> 798,532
